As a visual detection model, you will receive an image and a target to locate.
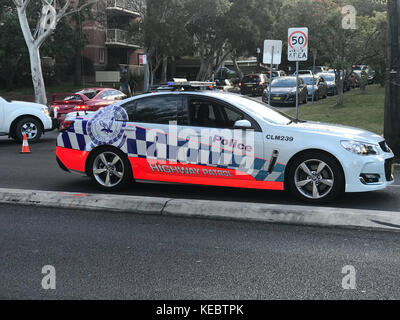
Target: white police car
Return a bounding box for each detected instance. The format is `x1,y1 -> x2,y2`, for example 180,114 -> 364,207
56,91 -> 394,203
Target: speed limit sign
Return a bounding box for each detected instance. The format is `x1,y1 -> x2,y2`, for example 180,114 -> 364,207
288,27 -> 308,61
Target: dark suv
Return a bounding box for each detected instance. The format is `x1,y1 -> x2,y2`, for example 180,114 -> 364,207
239,74 -> 269,96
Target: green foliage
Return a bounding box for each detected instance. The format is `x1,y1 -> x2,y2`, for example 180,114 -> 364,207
0,0 -> 91,90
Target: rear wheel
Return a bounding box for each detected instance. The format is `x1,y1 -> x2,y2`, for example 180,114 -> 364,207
287,152 -> 344,203
88,148 -> 132,191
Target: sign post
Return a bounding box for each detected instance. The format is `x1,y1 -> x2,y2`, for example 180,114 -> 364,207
288,27 -> 308,121
263,40 -> 282,105
312,49 -> 317,104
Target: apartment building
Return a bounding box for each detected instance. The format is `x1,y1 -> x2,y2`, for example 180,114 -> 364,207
82,0 -> 145,82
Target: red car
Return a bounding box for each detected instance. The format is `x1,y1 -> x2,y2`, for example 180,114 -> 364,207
51,88 -> 127,129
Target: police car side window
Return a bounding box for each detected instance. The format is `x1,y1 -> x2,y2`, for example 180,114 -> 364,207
188,98 -> 244,128
133,96 -> 178,124
122,100 -> 136,121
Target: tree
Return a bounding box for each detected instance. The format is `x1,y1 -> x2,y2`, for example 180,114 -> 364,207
384,0 -> 400,156
184,0 -> 232,80
278,0 -> 387,106
143,0 -> 191,85
11,0 -> 72,105
226,0 -> 279,79
0,0 -> 31,90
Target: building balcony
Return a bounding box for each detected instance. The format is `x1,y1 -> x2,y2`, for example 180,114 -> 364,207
106,0 -> 141,17
105,29 -> 142,48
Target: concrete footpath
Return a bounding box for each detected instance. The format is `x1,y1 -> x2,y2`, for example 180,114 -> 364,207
0,187 -> 400,232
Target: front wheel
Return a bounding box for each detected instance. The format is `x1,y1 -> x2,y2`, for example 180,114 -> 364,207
14,117 -> 42,143
287,152 -> 344,203
88,148 -> 132,191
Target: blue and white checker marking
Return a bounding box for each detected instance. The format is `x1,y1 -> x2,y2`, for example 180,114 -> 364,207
125,127 -> 285,182
57,110 -> 285,183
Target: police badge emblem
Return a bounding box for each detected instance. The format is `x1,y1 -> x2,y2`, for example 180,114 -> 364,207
87,105 -> 128,146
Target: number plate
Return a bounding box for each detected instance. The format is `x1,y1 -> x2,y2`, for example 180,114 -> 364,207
273,97 -> 281,100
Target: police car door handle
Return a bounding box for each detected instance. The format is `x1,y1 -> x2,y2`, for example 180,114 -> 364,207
123,127 -> 136,132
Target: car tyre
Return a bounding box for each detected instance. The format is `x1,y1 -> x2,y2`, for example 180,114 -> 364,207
287,151 -> 344,204
88,147 -> 133,191
14,117 -> 42,143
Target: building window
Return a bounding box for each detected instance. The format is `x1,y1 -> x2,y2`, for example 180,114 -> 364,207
99,48 -> 105,64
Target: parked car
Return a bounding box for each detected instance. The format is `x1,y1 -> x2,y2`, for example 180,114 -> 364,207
239,74 -> 269,96
215,67 -> 237,80
0,96 -> 53,143
262,76 -> 308,106
270,70 -> 287,78
351,71 -> 362,87
318,73 -> 337,95
216,79 -> 239,93
293,70 -> 313,76
51,88 -> 127,129
308,66 -> 330,74
327,70 -> 352,92
299,75 -> 328,101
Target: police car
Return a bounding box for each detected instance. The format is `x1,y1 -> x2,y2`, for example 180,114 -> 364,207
56,84 -> 395,203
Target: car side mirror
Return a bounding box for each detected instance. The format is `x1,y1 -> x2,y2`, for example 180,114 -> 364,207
234,119 -> 252,129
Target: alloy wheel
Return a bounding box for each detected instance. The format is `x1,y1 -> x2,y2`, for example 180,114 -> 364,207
294,159 -> 334,199
92,152 -> 125,188
21,122 -> 38,140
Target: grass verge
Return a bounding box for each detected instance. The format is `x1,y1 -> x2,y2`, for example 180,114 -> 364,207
286,85 -> 385,135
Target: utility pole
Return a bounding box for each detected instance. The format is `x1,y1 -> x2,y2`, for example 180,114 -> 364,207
384,0 -> 400,157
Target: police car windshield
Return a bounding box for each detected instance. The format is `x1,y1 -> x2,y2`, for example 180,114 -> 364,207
222,95 -> 293,125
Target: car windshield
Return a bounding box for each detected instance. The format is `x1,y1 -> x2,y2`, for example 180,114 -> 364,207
320,74 -> 335,81
76,90 -> 100,99
221,94 -> 293,125
301,77 -> 316,85
63,94 -> 82,101
271,78 -> 296,87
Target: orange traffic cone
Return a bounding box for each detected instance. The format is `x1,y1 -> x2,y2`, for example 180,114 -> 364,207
20,134 -> 31,154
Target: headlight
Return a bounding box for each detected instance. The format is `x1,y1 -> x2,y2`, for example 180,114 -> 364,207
341,140 -> 379,156
41,107 -> 50,117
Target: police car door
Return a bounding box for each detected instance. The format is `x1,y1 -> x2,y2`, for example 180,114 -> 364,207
179,95 -> 268,188
121,94 -> 183,183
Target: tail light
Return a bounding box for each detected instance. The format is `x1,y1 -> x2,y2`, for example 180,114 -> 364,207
238,82 -> 242,87
74,105 -> 89,111
60,120 -> 74,132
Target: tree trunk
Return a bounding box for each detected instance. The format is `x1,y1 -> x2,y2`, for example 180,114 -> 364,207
384,0 -> 400,157
336,71 -> 344,106
161,56 -> 168,83
232,55 -> 243,80
28,46 -> 47,105
196,58 -> 208,81
171,56 -> 176,78
16,7 -> 47,105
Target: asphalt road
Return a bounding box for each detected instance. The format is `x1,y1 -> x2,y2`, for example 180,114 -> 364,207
1,203 -> 400,300
0,131 -> 399,212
